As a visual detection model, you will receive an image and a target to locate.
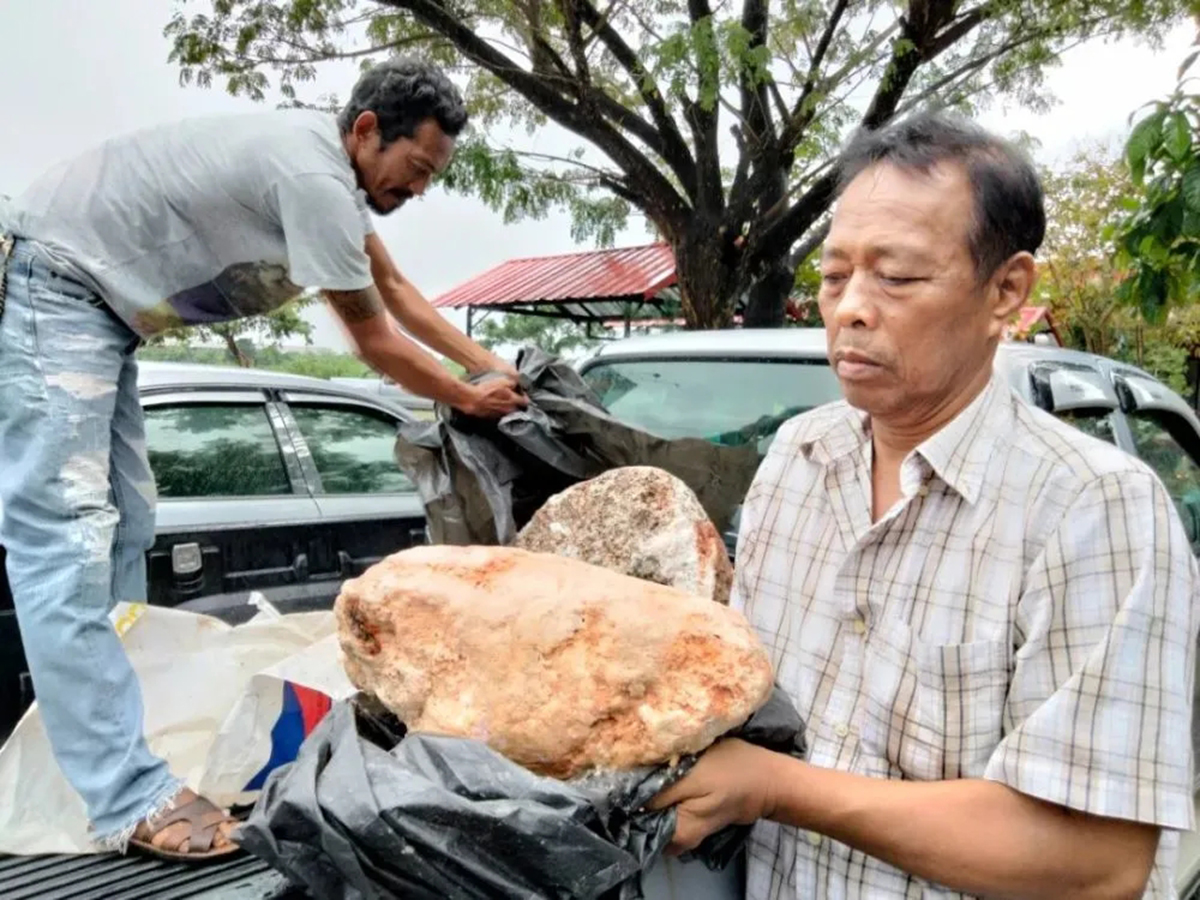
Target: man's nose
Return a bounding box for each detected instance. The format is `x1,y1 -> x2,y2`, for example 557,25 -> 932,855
833,271 -> 878,329
410,176 -> 431,197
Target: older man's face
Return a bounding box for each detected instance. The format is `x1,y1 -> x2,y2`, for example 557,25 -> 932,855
817,162 -> 1025,425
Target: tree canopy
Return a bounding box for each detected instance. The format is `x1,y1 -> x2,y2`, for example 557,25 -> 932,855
1118,23 -> 1200,322
167,0 -> 1200,328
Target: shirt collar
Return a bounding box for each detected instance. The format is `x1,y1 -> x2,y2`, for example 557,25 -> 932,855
800,372 -> 1013,505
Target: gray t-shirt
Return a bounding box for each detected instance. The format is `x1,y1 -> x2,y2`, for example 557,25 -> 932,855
0,109 -> 374,337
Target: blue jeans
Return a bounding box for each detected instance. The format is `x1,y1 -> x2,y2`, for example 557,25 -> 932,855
0,239 -> 182,848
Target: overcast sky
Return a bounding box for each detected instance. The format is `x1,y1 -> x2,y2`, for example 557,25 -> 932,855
1,2 -> 1194,353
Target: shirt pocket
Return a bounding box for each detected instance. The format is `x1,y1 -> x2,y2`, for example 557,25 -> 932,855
859,616 -> 1009,781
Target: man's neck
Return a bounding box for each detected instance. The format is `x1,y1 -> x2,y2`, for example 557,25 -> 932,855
871,366 -> 993,472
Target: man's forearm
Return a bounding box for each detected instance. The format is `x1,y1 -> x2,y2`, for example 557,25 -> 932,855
323,287 -> 476,409
380,276 -> 494,374
766,755 -> 1157,900
357,329 -> 476,409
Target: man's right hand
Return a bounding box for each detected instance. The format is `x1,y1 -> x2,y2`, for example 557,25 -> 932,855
458,377 -> 527,418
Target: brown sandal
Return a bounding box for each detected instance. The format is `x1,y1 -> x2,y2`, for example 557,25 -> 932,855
127,796 -> 242,862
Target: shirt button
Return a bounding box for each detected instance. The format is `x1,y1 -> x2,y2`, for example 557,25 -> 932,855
807,831 -> 822,847
853,617 -> 867,635
834,722 -> 849,738
917,484 -> 930,497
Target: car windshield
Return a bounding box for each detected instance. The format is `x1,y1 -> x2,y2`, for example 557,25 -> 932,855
580,357 -> 844,452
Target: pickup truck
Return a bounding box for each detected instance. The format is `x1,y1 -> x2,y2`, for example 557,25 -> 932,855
0,361 -> 431,900
577,327 -> 1200,900
7,334 -> 1200,899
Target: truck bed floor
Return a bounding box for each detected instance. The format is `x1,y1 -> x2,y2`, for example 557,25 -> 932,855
0,851 -> 306,900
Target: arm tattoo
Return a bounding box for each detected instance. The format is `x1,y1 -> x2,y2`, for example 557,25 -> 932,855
324,287 -> 385,324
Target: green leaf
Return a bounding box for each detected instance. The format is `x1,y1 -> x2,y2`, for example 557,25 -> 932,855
1180,49 -> 1200,81
1127,110 -> 1166,184
1139,233 -> 1170,266
1164,112 -> 1193,162
1182,165 -> 1200,214
1139,269 -> 1170,325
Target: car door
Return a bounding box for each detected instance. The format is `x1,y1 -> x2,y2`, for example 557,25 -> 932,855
140,388 -> 330,622
276,391 -> 429,580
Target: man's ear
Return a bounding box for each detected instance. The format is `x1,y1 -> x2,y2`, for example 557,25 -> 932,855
352,110 -> 379,142
987,252 -> 1037,337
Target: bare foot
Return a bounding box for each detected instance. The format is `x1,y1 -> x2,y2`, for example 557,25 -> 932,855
128,788 -> 240,860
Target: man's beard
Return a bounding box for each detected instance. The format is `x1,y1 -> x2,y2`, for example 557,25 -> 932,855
366,190 -> 412,215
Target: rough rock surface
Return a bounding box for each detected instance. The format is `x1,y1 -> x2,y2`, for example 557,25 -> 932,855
513,466 -> 735,605
335,544 -> 773,779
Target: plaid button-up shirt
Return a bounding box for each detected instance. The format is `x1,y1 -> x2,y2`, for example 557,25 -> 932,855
732,374 -> 1198,899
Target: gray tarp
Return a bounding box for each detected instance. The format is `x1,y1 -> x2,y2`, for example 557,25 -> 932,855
394,346 -> 762,546
238,689 -> 805,900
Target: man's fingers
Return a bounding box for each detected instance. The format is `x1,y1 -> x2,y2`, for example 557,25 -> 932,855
665,811 -> 704,856
646,777 -> 689,813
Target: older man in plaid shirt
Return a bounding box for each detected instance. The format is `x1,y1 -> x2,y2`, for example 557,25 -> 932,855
651,111 -> 1198,899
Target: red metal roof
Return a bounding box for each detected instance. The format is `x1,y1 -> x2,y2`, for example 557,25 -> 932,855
431,242 -> 677,310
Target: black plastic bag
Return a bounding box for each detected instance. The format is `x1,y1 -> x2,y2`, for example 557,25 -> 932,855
238,688 -> 805,900
394,346 -> 762,545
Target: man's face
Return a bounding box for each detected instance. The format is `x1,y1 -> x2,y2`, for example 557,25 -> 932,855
348,113 -> 455,215
817,161 -> 1031,426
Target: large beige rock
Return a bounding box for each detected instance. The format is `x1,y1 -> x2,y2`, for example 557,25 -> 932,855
335,544 -> 773,779
513,466 -> 734,605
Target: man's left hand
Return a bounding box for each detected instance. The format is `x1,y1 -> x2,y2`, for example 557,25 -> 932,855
647,739 -> 780,854
469,355 -> 519,382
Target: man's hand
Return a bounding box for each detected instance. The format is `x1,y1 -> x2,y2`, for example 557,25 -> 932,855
459,376 -> 527,419
476,355 -> 519,382
647,739 -> 779,854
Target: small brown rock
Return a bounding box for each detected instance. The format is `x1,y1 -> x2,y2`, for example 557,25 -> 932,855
513,466 -> 734,605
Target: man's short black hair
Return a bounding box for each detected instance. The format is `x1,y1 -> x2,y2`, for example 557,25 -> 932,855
834,110 -> 1046,281
339,56 -> 468,145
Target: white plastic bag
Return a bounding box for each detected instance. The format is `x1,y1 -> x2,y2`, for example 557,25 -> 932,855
0,596 -> 354,854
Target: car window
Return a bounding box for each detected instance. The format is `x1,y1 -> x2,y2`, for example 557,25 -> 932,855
1125,411 -> 1200,546
581,358 -> 844,453
1053,409 -> 1119,445
145,404 -> 292,498
289,404 -> 414,494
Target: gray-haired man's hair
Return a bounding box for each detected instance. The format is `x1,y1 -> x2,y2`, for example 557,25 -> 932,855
339,56 -> 468,145
834,110 -> 1046,282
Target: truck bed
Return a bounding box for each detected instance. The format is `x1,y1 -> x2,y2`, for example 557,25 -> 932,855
0,852 -> 306,900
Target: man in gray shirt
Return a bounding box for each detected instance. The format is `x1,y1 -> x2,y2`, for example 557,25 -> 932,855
0,57 -> 524,861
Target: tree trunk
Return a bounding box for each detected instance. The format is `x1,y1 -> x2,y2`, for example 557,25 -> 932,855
742,260 -> 795,328
222,332 -> 252,367
673,224 -> 738,329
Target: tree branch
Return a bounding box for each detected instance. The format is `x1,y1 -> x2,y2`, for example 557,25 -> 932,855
724,0 -> 777,236
754,0 -> 979,264
895,16 -> 1109,117
381,0 -> 689,232
787,218 -> 831,267
686,0 -> 723,213
777,0 -> 848,153
738,0 -> 775,149
557,0 -> 592,86
687,0 -> 713,24
574,0 -> 698,202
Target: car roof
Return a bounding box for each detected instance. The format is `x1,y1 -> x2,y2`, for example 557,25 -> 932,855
585,327 -> 1102,367
582,328 -> 1200,427
137,361 -> 338,392
136,361 -> 428,413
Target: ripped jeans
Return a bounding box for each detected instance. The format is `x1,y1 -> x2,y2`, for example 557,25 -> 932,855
0,239 -> 182,848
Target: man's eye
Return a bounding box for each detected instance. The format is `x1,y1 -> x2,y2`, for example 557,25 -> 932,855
821,273 -> 847,285
880,274 -> 920,285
